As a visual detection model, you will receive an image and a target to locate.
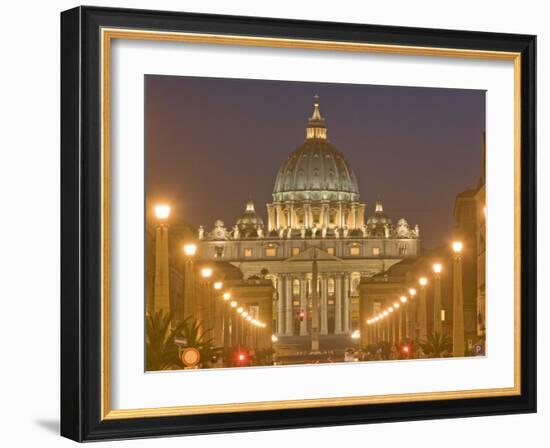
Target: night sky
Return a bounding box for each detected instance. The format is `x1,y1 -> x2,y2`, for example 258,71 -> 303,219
145,75 -> 485,249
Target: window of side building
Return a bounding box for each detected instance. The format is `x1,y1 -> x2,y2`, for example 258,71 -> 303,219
372,247 -> 380,256
350,246 -> 360,256
244,248 -> 253,257
265,247 -> 277,257
327,247 -> 335,255
291,247 -> 300,256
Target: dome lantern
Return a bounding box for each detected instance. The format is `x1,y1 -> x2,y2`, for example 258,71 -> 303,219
306,95 -> 327,140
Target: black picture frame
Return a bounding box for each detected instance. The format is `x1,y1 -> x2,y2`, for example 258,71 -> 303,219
61,6 -> 536,442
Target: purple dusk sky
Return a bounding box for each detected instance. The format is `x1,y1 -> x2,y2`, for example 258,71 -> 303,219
145,75 -> 485,249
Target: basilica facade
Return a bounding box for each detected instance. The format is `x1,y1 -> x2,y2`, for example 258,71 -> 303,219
197,97 -> 420,337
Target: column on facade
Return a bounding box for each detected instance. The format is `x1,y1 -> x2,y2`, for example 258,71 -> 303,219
320,275 -> 328,335
334,274 -> 342,334
338,202 -> 344,228
299,276 -> 308,336
357,204 -> 366,228
343,274 -> 350,333
303,202 -> 311,229
284,204 -> 292,227
289,202 -> 295,228
285,275 -> 294,336
350,204 -> 357,229
320,201 -> 329,228
267,204 -> 275,232
277,275 -> 285,335
275,203 -> 282,230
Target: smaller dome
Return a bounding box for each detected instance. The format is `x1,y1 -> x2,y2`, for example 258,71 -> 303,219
367,199 -> 391,226
236,198 -> 264,236
367,199 -> 391,237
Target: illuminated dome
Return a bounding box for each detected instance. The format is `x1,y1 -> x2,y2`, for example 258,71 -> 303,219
272,96 -> 360,203
367,199 -> 391,237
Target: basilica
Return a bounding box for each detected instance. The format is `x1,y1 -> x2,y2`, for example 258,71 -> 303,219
197,96 -> 420,337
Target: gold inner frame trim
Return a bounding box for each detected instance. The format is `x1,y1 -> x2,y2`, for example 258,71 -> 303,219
100,27 -> 522,420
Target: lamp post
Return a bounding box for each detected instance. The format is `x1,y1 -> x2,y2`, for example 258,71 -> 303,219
212,281 -> 223,345
182,243 -> 197,321
222,292 -> 231,351
452,241 -> 465,357
230,300 -> 238,348
388,306 -> 395,345
399,296 -> 411,340
432,263 -> 443,334
201,267 -> 213,331
236,306 -> 244,347
153,204 -> 170,315
311,250 -> 320,352
418,277 -> 428,342
394,302 -> 402,343
407,288 -> 415,341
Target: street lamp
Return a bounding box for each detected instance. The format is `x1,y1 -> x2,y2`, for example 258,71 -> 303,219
433,263 -> 443,334
399,295 -> 410,340
394,301 -> 402,342
182,243 -> 197,321
221,291 -> 232,353
153,203 -> 170,315
154,204 -> 170,221
452,240 -> 465,357
199,267 -> 214,337
214,281 -> 223,290
417,276 -> 428,341
183,243 -> 197,256
452,241 -> 463,253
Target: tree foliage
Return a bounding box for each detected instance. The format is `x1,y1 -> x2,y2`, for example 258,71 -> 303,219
419,332 -> 452,358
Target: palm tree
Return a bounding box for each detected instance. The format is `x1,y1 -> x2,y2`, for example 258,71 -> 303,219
419,332 -> 452,358
179,318 -> 218,368
146,310 -> 186,371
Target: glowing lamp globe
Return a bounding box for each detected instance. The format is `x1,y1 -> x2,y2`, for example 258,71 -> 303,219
154,204 -> 170,220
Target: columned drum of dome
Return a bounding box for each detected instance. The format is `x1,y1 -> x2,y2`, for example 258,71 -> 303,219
197,97 -> 420,339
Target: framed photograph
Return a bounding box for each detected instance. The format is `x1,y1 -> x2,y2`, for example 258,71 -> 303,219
61,6 -> 536,441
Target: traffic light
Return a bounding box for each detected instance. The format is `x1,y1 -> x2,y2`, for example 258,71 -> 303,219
235,351 -> 249,366
299,309 -> 305,322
